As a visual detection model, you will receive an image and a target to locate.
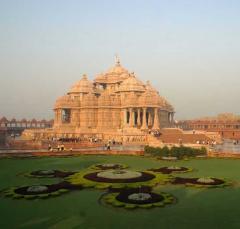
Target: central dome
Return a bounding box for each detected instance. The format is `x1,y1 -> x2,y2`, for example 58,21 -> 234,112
107,62 -> 129,75
117,73 -> 145,92
94,58 -> 129,84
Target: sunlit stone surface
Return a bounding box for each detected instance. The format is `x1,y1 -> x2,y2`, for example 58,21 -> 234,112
23,58 -> 174,144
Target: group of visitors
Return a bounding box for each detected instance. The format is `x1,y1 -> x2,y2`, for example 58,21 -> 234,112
196,140 -> 217,146
104,139 -> 121,150
233,140 -> 239,145
47,136 -> 102,143
48,144 -> 69,152
88,137 -> 101,143
149,130 -> 161,137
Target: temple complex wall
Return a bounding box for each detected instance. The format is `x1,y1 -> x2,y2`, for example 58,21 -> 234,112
177,115 -> 240,140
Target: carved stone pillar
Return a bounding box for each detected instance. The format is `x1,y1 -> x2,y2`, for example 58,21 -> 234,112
129,108 -> 134,127
137,109 -> 141,127
148,110 -> 153,127
133,110 -> 136,127
141,108 -> 147,130
124,109 -> 128,127
72,109 -> 80,127
54,110 -> 58,125
58,109 -> 62,124
152,108 -> 160,130
169,112 -> 171,123
171,112 -> 174,123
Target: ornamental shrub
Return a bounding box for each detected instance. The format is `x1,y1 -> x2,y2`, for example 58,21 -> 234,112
144,145 -> 207,159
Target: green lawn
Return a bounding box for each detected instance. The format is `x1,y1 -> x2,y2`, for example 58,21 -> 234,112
1,155 -> 240,229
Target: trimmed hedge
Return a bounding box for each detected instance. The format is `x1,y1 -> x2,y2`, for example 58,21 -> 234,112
144,145 -> 207,159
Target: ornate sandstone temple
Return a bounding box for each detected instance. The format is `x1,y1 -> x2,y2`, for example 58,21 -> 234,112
23,58 -> 175,143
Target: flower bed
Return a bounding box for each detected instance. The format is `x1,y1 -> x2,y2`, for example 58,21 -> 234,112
90,163 -> 128,170
84,170 -> 153,183
102,187 -> 175,209
65,169 -> 172,189
26,169 -> 75,178
149,166 -> 192,174
172,177 -> 228,188
4,181 -> 82,199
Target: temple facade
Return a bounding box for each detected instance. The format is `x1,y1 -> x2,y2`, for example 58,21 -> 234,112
23,58 -> 174,143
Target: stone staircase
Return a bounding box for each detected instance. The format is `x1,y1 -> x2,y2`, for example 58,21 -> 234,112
147,128 -> 216,146
147,134 -> 164,147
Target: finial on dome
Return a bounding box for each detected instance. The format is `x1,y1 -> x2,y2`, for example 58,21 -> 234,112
130,72 -> 135,77
115,54 -> 120,66
82,74 -> 87,79
146,80 -> 150,85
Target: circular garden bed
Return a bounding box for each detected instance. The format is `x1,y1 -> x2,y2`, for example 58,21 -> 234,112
90,163 -> 128,170
4,181 -> 82,199
102,187 -> 175,209
84,170 -> 154,183
26,170 -> 75,178
172,177 -> 228,188
65,169 -> 172,189
149,166 -> 192,174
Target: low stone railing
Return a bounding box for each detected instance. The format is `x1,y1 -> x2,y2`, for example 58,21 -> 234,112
208,151 -> 240,158
0,150 -> 144,158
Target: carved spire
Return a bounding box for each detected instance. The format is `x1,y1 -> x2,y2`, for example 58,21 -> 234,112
82,74 -> 87,79
130,72 -> 135,77
115,54 -> 120,66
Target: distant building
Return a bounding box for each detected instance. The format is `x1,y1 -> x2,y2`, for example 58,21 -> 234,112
0,127 -> 7,146
0,117 -> 53,135
177,113 -> 240,140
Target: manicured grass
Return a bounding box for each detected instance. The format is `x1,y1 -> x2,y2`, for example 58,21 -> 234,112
1,155 -> 240,229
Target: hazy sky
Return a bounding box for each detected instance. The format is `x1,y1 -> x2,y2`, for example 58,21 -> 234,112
0,0 -> 239,120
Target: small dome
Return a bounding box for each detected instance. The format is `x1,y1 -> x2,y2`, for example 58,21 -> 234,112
107,62 -> 128,75
69,74 -> 93,94
158,96 -> 174,111
95,73 -> 106,81
117,73 -> 145,92
145,81 -> 158,94
0,117 -> 8,122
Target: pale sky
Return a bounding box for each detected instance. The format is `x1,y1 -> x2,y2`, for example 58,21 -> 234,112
0,0 -> 239,120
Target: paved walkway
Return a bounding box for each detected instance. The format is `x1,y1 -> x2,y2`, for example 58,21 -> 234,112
213,139 -> 240,153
